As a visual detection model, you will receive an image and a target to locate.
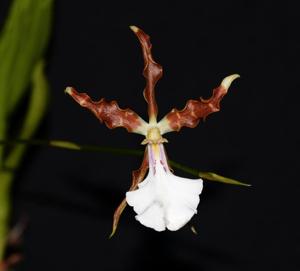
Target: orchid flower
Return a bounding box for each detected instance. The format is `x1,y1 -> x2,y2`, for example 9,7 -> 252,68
65,26 -> 240,235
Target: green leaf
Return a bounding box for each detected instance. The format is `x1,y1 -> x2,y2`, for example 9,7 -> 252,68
0,170 -> 10,260
49,140 -> 81,150
0,59 -> 49,260
0,0 -> 53,114
0,138 -> 251,187
0,0 -> 53,165
198,171 -> 251,187
0,0 -> 53,260
169,160 -> 251,186
5,60 -> 49,169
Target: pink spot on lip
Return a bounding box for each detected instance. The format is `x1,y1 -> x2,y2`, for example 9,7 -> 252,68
160,160 -> 168,172
148,144 -> 170,175
159,144 -> 170,173
148,145 -> 156,175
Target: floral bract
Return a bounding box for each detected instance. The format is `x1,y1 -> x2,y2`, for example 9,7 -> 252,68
65,26 -> 239,235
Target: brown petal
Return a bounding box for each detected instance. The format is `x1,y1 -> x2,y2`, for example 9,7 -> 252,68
130,26 -> 163,124
109,148 -> 149,238
158,74 -> 240,134
65,87 -> 148,135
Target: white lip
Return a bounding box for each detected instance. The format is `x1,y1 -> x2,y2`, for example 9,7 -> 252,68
126,144 -> 203,231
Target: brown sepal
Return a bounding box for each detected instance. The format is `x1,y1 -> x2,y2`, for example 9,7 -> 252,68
130,26 -> 163,122
164,85 -> 230,132
66,87 -> 146,134
0,217 -> 27,271
0,254 -> 23,271
109,148 -> 149,238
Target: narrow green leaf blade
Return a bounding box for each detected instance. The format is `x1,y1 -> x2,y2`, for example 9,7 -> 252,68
0,171 -> 11,260
0,0 -> 53,114
5,59 -> 49,169
198,171 -> 251,187
0,59 -> 49,260
0,0 -> 53,165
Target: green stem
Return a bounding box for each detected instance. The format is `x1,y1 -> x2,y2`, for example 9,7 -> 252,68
0,139 -> 251,187
0,172 -> 11,260
0,0 -> 53,260
0,60 -> 49,260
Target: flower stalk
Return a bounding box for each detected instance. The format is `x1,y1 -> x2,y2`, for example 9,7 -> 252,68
0,138 -> 250,187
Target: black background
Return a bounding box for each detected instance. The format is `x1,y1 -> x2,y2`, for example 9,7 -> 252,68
1,0 -> 299,270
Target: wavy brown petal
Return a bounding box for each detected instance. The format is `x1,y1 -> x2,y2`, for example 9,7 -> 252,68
158,74 -> 240,134
130,26 -> 163,123
65,87 -> 148,135
109,148 -> 149,238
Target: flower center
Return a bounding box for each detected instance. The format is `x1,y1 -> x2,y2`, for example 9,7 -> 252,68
141,127 -> 168,145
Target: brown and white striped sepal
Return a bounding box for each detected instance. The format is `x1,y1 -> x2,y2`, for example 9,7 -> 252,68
65,87 -> 148,135
157,74 -> 240,134
130,26 -> 163,124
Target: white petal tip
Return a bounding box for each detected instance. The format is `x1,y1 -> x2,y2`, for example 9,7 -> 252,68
129,25 -> 139,33
64,86 -> 73,95
221,74 -> 240,90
